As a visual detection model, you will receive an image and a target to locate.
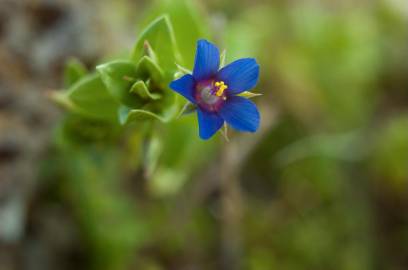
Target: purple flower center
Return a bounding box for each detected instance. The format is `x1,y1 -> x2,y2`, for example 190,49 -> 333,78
194,80 -> 227,112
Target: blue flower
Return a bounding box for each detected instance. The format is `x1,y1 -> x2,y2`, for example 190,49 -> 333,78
169,39 -> 260,140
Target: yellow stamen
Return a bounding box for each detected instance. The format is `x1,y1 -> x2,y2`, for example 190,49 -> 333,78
214,81 -> 228,96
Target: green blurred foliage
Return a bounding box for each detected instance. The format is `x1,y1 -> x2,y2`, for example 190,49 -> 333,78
370,115 -> 408,193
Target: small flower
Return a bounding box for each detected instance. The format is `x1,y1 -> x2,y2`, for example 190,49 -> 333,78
169,39 -> 260,140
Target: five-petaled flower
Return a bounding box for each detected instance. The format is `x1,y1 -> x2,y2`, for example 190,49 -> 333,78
169,39 -> 260,140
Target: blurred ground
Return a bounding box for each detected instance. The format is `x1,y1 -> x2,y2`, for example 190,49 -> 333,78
0,0 -> 408,270
0,1 -> 139,269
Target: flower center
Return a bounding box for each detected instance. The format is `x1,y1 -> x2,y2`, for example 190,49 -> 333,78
195,80 -> 228,112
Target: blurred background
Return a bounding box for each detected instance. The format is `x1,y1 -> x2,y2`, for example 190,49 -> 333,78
0,0 -> 407,269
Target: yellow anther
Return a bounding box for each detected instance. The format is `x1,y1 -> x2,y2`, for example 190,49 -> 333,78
214,81 -> 228,96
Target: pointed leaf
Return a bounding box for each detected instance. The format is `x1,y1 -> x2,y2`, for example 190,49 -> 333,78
118,92 -> 179,124
131,15 -> 179,79
136,56 -> 164,84
65,73 -> 120,121
143,0 -> 210,67
130,80 -> 161,100
97,60 -> 145,108
63,58 -> 87,88
118,105 -> 168,124
142,40 -> 158,63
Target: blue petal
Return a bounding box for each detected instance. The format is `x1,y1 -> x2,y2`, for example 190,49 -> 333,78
219,96 -> 260,132
169,74 -> 196,103
197,108 -> 224,140
216,58 -> 259,94
193,40 -> 220,81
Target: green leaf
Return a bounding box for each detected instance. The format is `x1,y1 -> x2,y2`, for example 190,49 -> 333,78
119,105 -> 166,124
136,56 -> 164,85
131,15 -> 179,79
118,70 -> 179,125
143,0 -> 210,67
56,113 -> 122,147
142,40 -> 159,63
130,80 -> 161,100
97,60 -> 145,108
118,100 -> 178,124
63,58 -> 88,88
63,73 -> 120,122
